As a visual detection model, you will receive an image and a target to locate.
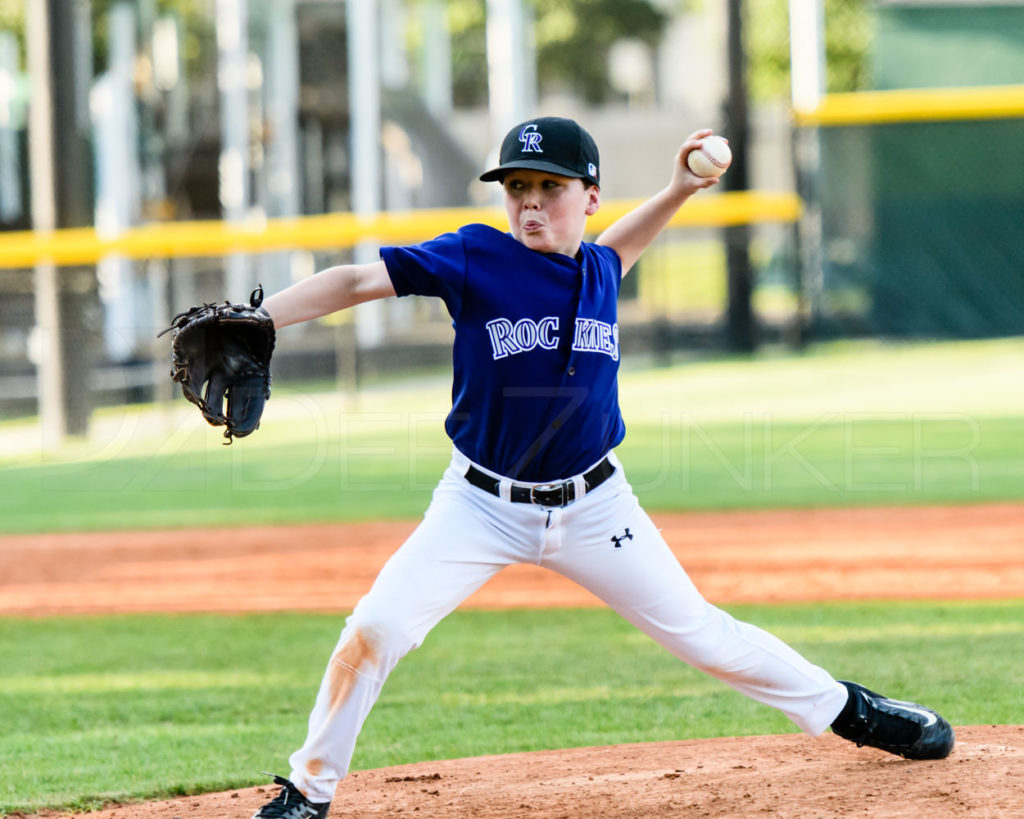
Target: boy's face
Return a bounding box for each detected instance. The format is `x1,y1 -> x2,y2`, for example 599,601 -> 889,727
502,170 -> 600,257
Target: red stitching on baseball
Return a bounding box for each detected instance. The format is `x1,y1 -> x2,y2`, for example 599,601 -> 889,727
699,147 -> 728,169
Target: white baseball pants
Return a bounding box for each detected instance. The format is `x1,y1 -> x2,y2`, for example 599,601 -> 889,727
287,449 -> 849,803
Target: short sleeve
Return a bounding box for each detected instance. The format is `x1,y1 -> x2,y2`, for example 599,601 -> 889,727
589,242 -> 623,282
380,230 -> 467,317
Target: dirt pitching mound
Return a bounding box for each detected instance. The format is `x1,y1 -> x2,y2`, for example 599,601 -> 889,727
33,726 -> 1023,818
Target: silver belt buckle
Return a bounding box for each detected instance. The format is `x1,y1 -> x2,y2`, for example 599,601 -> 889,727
530,482 -> 566,506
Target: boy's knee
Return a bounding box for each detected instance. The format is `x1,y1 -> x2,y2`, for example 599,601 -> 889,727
344,604 -> 418,661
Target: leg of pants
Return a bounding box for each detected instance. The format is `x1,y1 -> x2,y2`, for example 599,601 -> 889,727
540,459 -> 848,736
286,458 -> 545,802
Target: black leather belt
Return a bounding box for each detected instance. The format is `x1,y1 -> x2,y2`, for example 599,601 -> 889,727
464,457 -> 615,507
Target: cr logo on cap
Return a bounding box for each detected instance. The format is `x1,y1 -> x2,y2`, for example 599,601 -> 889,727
519,124 -> 543,153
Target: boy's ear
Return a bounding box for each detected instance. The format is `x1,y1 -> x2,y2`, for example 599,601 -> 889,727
585,185 -> 600,216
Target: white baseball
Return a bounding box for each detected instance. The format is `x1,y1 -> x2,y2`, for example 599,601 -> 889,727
686,135 -> 732,178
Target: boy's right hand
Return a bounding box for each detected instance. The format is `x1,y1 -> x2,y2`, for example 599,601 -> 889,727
672,129 -> 725,194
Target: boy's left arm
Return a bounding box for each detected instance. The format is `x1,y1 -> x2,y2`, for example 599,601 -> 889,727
596,129 -> 722,275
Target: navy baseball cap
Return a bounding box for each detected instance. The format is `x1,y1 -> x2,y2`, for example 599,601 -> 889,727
480,116 -> 600,186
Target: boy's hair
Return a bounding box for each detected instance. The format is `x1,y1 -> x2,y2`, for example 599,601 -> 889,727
480,117 -> 600,188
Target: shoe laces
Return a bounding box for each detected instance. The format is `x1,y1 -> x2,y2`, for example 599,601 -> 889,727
256,774 -> 325,819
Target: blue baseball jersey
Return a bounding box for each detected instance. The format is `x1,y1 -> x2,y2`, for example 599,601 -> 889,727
381,223 -> 626,482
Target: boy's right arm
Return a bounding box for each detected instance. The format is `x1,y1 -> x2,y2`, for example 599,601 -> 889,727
595,129 -> 720,275
262,260 -> 396,328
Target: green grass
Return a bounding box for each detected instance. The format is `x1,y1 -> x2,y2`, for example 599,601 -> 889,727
0,413 -> 1019,533
2,338 -> 1023,533
1,602 -> 1022,813
620,414 -> 1022,510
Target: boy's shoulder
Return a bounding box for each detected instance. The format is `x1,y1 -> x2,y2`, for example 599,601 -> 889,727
457,223 -> 537,260
453,225 -> 619,276
581,239 -> 624,275
458,222 -> 514,244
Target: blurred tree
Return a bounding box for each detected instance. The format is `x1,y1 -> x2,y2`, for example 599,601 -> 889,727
821,0 -> 873,91
447,0 -> 488,106
444,0 -> 673,106
1,0 -> 875,109
533,0 -> 670,103
89,0 -> 213,80
748,0 -> 872,102
0,0 -> 23,53
0,0 -> 20,25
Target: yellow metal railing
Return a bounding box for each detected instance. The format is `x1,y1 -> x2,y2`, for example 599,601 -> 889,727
794,84 -> 1024,127
0,191 -> 802,269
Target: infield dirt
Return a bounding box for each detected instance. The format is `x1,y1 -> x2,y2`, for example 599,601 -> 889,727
5,503 -> 1023,818
4,504 -> 1024,615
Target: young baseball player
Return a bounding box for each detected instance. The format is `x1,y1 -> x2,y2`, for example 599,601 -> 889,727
251,117 -> 954,818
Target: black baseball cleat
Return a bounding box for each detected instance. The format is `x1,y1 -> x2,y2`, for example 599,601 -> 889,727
252,774 -> 331,819
831,680 -> 955,760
